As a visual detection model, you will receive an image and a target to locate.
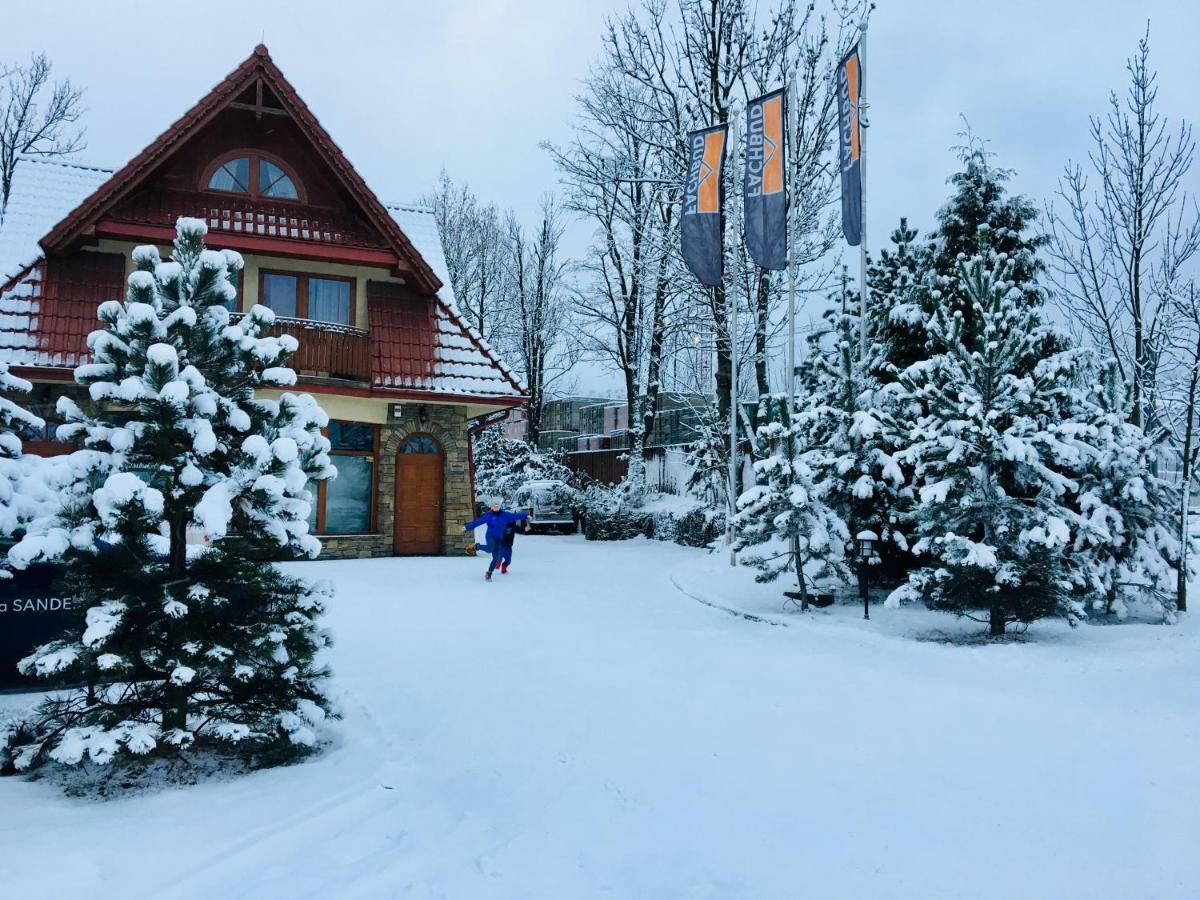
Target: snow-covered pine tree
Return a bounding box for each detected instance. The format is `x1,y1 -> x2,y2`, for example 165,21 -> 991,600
735,394 -> 849,597
902,140 -> 1057,365
927,137 -> 1046,324
865,217 -> 930,382
1066,359 -> 1184,620
684,402 -> 729,508
794,300 -> 909,582
887,251 -> 1087,635
0,362 -> 47,550
3,218 -> 337,774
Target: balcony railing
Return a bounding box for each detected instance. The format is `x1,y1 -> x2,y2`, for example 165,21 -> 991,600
264,316 -> 370,382
109,189 -> 387,250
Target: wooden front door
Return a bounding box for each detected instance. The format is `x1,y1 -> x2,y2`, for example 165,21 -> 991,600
393,436 -> 445,555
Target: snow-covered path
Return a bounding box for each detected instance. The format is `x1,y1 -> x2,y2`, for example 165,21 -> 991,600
2,535 -> 1197,899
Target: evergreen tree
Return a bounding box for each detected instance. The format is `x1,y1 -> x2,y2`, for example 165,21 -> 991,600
684,403 -> 730,509
887,252 -> 1087,635
3,219 -> 336,773
735,394 -> 849,597
794,306 -> 910,581
925,139 -> 1047,338
1066,360 -> 1184,620
0,363 -> 45,543
865,217 -> 930,382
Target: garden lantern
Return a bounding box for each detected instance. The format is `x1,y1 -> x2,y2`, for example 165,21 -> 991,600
856,530 -> 879,620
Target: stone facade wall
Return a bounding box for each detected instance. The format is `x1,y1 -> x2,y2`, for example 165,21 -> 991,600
319,404 -> 476,560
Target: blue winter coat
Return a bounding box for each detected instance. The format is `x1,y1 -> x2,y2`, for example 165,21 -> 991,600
465,509 -> 529,545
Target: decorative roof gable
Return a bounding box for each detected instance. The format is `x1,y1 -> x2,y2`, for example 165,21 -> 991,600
40,45 -> 441,295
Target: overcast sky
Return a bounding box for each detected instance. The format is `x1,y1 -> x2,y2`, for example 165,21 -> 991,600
4,0 -> 1198,392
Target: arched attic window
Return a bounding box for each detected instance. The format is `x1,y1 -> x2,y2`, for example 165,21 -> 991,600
203,151 -> 303,201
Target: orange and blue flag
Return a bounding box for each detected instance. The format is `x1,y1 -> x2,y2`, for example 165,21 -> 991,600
837,43 -> 863,246
682,124 -> 727,287
744,89 -> 787,271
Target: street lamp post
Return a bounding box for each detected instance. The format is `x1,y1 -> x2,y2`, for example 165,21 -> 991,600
856,530 -> 878,620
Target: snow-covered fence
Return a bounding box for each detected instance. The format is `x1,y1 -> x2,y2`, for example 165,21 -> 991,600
645,446 -> 694,495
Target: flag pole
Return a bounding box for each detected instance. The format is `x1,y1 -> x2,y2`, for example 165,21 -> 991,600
785,76 -> 805,604
786,77 -> 798,401
857,21 -> 869,361
724,100 -> 744,564
728,102 -> 742,567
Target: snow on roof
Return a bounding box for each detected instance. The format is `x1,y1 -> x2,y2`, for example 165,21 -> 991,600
385,202 -> 526,399
0,158 -> 114,286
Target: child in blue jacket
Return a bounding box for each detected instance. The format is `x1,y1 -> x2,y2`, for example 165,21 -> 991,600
465,498 -> 530,580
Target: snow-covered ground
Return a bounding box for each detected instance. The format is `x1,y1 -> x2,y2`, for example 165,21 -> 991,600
2,535 -> 1197,899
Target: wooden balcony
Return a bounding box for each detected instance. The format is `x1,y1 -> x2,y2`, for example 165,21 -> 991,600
108,188 -> 387,250
264,316 -> 370,382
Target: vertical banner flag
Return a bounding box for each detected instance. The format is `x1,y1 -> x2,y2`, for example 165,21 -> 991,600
682,124 -> 728,287
837,43 -> 863,246
743,89 -> 787,270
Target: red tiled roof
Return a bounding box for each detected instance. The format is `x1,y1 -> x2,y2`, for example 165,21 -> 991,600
368,281 -> 436,386
0,252 -> 126,369
40,45 -> 441,295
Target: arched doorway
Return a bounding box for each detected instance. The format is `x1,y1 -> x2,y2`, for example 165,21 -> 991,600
393,434 -> 444,555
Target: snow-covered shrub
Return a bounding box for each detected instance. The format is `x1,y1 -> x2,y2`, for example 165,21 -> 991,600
3,219 -> 336,776
672,507 -> 724,548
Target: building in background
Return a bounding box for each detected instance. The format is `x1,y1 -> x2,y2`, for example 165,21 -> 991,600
0,45 -> 526,559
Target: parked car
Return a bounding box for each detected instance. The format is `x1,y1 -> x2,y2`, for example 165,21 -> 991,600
514,479 -> 576,534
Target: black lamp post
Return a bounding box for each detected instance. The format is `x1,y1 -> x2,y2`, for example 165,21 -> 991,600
856,530 -> 878,620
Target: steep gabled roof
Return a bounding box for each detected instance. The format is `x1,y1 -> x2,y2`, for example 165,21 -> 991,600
40,44 -> 442,294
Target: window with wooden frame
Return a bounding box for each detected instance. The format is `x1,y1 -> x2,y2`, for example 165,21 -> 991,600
308,421 -> 379,535
259,270 -> 355,326
202,150 -> 305,202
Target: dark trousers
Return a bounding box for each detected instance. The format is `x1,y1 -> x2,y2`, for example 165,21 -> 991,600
485,541 -> 513,572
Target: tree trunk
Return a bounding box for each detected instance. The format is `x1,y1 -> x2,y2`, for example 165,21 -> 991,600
168,515 -> 187,578
712,285 -> 731,423
641,256 -> 670,457
755,270 -> 770,396
1178,472 -> 1190,614
163,513 -> 190,729
989,605 -> 1006,636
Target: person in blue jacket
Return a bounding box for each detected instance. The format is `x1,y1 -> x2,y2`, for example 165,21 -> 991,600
465,497 -> 530,581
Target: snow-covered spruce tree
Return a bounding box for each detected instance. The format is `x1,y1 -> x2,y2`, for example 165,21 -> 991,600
735,394 -> 849,598
794,306 -> 909,582
684,402 -> 730,508
0,362 -> 49,552
865,217 -> 930,382
3,218 -> 336,774
904,140 -> 1057,365
1065,360 -> 1184,620
887,252 -> 1087,636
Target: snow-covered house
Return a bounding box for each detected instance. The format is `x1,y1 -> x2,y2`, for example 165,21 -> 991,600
0,45 -> 525,558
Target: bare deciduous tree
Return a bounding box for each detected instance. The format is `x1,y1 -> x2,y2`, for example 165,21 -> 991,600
504,197 -> 574,445
549,0 -> 864,455
1,52 -> 85,218
1046,26 -> 1200,430
422,170 -> 508,342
